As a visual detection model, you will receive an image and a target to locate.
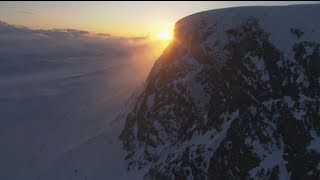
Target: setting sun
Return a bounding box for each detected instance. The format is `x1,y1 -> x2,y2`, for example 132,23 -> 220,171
156,29 -> 173,41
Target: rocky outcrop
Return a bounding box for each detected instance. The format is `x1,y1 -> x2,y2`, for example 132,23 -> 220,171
120,4 -> 320,179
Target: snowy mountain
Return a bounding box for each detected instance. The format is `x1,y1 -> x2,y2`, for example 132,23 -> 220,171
120,4 -> 320,179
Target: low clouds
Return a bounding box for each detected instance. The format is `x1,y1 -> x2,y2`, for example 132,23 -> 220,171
0,21 -> 162,180
96,33 -> 111,37
0,20 -> 161,85
17,11 -> 35,15
0,20 -> 157,61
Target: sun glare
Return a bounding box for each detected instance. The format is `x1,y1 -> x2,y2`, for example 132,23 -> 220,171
156,29 -> 173,41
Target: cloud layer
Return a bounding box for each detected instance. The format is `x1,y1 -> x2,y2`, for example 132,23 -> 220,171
0,21 -> 153,59
0,20 -> 160,79
0,21 -> 163,180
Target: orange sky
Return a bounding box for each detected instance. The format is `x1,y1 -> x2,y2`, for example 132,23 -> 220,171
0,1 -> 318,39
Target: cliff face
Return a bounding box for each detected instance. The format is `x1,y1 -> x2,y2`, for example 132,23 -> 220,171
120,5 -> 320,179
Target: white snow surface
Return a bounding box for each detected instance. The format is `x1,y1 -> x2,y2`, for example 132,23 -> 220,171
146,94 -> 155,109
176,4 -> 320,67
150,110 -> 240,177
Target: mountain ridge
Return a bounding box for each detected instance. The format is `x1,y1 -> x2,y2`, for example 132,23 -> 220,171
120,4 -> 320,179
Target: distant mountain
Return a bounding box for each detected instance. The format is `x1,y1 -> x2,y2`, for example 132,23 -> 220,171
120,4 -> 320,179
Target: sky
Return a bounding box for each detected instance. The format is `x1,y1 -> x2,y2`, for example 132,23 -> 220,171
0,1 -> 319,38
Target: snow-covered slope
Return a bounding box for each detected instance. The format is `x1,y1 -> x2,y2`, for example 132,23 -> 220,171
120,4 -> 320,179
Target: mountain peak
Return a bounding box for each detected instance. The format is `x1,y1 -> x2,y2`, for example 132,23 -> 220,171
120,4 -> 320,179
